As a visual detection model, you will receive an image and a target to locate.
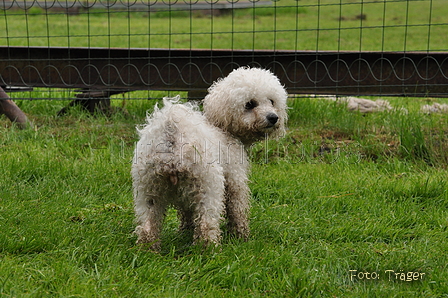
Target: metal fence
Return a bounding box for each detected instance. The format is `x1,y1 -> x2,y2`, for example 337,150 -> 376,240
0,0 -> 447,121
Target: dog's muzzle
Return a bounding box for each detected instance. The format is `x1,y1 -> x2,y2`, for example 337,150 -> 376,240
266,113 -> 279,127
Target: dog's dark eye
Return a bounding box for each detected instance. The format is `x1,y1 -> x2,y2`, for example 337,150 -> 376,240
245,100 -> 258,110
269,99 -> 274,106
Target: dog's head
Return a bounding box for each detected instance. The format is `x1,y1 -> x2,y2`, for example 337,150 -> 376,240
203,67 -> 288,145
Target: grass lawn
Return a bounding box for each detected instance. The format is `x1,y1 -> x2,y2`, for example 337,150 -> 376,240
1,95 -> 448,297
1,0 -> 447,51
1,0 -> 448,296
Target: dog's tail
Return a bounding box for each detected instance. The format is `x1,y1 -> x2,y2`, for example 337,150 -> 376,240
137,95 -> 201,136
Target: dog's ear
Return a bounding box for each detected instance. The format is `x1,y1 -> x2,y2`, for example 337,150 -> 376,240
203,74 -> 238,130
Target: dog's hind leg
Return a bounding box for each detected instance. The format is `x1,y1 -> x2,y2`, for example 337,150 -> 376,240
134,191 -> 167,251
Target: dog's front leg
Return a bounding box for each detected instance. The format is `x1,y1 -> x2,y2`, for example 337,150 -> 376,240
190,174 -> 225,247
225,179 -> 251,240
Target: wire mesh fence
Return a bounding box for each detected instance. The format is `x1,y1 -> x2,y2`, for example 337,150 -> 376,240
0,0 -> 447,103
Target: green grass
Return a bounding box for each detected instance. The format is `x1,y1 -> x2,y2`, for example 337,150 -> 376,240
1,0 -> 448,296
1,96 -> 448,297
1,0 -> 447,51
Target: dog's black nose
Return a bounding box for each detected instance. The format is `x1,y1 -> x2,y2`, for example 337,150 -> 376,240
266,113 -> 279,125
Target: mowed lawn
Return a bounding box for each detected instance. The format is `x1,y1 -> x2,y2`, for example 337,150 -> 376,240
1,0 -> 447,51
1,95 -> 447,297
1,0 -> 448,296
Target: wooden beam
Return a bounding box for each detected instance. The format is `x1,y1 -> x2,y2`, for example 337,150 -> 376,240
0,87 -> 33,129
1,47 -> 448,98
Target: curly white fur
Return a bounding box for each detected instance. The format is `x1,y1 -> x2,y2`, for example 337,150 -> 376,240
131,67 -> 288,250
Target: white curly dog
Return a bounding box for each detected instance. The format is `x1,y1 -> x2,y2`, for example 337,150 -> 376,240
132,67 -> 288,250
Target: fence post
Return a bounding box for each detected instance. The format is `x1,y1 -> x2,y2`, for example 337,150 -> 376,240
0,87 -> 33,129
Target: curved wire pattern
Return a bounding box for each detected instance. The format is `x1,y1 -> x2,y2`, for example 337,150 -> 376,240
0,0 -> 447,99
0,0 -> 268,10
1,47 -> 448,97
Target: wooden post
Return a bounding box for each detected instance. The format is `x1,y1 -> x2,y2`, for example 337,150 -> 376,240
58,90 -> 125,116
0,87 -> 33,129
